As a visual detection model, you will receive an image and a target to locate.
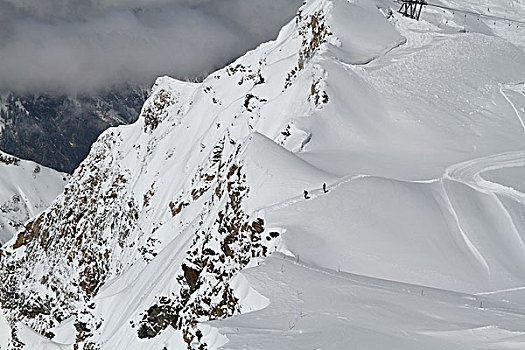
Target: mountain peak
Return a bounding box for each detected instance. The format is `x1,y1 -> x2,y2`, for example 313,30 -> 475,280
3,0 -> 525,349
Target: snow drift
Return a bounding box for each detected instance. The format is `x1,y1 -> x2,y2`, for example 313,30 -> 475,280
2,0 -> 525,349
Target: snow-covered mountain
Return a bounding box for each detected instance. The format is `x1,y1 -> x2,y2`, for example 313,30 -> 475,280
0,151 -> 67,245
0,87 -> 148,173
2,0 -> 525,349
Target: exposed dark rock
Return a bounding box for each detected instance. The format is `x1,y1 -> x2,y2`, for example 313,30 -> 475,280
182,264 -> 202,292
252,218 -> 264,233
137,297 -> 179,339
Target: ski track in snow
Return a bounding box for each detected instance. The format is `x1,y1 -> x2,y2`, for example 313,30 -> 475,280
476,286 -> 525,296
222,252 -> 525,349
439,180 -> 491,274
169,3 -> 525,348
260,174 -> 370,212
272,253 -> 460,298
500,84 -> 525,134
241,21 -> 525,347
491,193 -> 525,255
267,147 -> 525,217
445,150 -> 525,203
5,0 -> 525,348
261,146 -> 525,291
270,253 -> 524,314
15,185 -> 33,219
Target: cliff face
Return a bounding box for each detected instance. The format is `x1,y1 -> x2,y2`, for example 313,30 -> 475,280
2,0 -> 525,349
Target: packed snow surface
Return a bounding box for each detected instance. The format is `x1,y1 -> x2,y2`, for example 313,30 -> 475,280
3,0 -> 525,349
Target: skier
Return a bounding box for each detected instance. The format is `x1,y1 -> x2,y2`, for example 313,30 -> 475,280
304,190 -> 310,199
323,183 -> 328,193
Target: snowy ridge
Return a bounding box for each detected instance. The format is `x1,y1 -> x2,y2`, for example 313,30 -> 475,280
0,150 -> 67,244
2,0 -> 525,349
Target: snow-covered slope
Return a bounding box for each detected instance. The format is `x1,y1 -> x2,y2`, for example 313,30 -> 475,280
2,0 -> 525,349
435,0 -> 525,51
0,151 -> 67,244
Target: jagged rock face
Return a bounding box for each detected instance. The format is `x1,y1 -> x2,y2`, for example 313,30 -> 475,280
0,87 -> 148,173
0,0 -> 405,349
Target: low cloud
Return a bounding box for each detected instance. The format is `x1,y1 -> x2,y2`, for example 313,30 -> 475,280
0,0 -> 301,94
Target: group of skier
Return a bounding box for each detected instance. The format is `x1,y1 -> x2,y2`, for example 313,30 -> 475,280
303,183 -> 328,200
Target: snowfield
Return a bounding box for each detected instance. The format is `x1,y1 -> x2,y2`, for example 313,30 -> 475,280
2,0 -> 525,349
0,151 -> 67,244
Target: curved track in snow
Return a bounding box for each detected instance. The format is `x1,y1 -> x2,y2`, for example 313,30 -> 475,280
500,84 -> 525,134
445,82 -> 525,203
445,150 -> 525,203
436,146 -> 525,285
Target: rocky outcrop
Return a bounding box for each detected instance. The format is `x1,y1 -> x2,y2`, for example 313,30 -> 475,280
0,0 -> 391,348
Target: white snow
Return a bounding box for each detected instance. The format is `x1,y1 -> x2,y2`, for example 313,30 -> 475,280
0,309 -> 11,350
212,254 -> 525,350
0,150 -> 67,244
4,0 -> 525,349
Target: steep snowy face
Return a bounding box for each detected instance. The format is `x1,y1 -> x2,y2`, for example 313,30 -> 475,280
2,0 -> 525,349
0,151 -> 67,244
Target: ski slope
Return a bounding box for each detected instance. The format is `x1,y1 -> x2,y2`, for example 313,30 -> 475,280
437,0 -> 525,50
214,254 -> 525,350
3,0 -> 525,349
212,1 -> 525,348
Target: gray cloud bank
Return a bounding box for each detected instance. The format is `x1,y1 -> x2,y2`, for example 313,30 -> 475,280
0,0 -> 301,94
